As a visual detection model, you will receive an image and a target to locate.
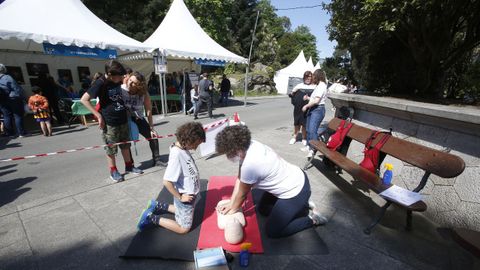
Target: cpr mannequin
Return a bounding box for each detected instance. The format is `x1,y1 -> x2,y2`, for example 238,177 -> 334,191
216,199 -> 246,244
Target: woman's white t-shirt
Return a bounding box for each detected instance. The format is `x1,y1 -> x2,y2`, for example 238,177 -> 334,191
163,145 -> 200,195
240,140 -> 305,199
310,82 -> 327,105
121,84 -> 145,117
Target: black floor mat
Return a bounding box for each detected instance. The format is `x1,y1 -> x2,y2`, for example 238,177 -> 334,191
120,180 -> 207,261
121,181 -> 327,260
252,189 -> 329,255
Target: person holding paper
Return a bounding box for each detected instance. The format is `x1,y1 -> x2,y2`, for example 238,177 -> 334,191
215,125 -> 328,238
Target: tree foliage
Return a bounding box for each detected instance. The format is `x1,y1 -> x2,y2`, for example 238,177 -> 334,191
326,0 -> 480,99
82,0 -> 318,73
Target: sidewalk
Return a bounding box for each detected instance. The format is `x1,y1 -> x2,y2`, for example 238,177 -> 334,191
1,101 -> 479,270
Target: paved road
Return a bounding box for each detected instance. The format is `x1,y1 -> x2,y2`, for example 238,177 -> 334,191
1,96 -> 478,270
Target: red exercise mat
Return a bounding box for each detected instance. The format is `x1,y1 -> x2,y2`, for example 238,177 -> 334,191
197,176 -> 264,253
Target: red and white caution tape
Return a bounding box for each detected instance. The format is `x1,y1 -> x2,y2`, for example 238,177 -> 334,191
0,118 -> 229,163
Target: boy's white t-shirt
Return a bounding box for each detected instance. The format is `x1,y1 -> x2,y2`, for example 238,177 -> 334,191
240,140 -> 305,199
163,145 -> 200,195
310,82 -> 327,105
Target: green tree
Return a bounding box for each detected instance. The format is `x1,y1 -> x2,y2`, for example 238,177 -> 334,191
277,26 -> 318,67
326,0 -> 480,98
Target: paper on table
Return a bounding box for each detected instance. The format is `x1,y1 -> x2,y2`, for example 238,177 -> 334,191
379,185 -> 422,206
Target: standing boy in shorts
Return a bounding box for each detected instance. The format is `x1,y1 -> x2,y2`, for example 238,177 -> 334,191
80,60 -> 142,182
137,122 -> 205,234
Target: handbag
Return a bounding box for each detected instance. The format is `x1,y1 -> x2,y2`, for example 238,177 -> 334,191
326,120 -> 353,151
359,131 -> 391,174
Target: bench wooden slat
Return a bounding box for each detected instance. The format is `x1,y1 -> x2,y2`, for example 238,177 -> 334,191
311,140 -> 427,212
328,118 -> 465,178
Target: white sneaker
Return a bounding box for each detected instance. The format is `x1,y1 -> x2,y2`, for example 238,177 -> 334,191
300,146 -> 310,152
307,150 -> 314,158
289,138 -> 296,145
309,210 -> 328,225
302,140 -> 307,146
308,200 -> 316,210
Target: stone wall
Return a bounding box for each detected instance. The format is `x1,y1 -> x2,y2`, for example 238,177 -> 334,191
328,93 -> 480,231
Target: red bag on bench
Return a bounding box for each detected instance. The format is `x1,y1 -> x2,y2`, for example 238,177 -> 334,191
359,131 -> 391,174
326,120 -> 353,151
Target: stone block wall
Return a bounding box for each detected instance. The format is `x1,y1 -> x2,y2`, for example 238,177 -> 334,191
328,93 -> 480,231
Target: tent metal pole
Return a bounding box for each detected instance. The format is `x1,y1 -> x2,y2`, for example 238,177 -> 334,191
161,72 -> 167,116
244,10 -> 260,107
183,69 -> 186,113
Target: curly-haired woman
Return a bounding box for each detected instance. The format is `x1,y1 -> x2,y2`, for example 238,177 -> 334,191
122,71 -> 166,167
215,125 -> 327,238
137,122 -> 205,234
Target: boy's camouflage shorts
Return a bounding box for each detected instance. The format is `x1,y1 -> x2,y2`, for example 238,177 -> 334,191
102,123 -> 131,155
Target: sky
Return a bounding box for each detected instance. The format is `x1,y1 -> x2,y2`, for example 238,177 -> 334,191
269,0 -> 336,59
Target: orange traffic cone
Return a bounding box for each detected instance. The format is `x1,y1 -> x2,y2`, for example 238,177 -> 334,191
233,112 -> 240,122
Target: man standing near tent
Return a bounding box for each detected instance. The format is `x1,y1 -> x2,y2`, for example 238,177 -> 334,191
194,73 -> 213,120
219,74 -> 231,107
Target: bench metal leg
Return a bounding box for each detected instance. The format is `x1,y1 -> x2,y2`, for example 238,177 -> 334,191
364,201 -> 392,234
406,210 -> 413,231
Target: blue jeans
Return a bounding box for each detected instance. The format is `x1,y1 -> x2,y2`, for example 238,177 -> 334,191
258,173 -> 313,238
306,105 -> 325,148
0,98 -> 25,136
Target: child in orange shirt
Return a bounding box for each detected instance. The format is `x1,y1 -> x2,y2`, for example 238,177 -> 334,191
28,86 -> 52,136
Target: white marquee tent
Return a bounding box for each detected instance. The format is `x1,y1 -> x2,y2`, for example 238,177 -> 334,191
120,0 -> 247,64
273,50 -> 310,94
119,0 -> 247,115
307,57 -> 315,72
0,0 -> 151,53
0,0 -> 151,94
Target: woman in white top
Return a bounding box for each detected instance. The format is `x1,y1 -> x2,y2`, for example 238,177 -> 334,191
302,69 -> 328,158
121,71 -> 166,167
215,125 -> 327,238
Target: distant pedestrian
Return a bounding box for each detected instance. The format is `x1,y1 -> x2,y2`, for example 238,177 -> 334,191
80,60 -> 143,183
28,86 -> 52,136
302,69 -> 328,158
187,84 -> 199,115
289,71 -> 315,146
137,122 -> 206,234
194,73 -> 213,119
219,74 -> 231,106
0,64 -> 27,138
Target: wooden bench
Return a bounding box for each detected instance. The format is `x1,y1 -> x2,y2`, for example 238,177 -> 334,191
309,117 -> 465,234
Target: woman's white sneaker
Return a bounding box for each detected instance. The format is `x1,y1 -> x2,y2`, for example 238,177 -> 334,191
289,138 -> 297,145
309,210 -> 328,225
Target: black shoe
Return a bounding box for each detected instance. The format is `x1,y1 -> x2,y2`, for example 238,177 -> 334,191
153,159 -> 168,167
194,116 -> 198,120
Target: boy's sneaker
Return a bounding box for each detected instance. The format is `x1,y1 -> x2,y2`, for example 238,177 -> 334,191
307,150 -> 314,158
137,208 -> 154,232
300,146 -> 310,152
126,166 -> 143,175
110,170 -> 124,182
147,199 -> 169,215
309,210 -> 328,226
289,138 -> 296,145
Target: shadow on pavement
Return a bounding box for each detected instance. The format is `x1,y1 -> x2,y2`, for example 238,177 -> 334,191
0,176 -> 35,208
